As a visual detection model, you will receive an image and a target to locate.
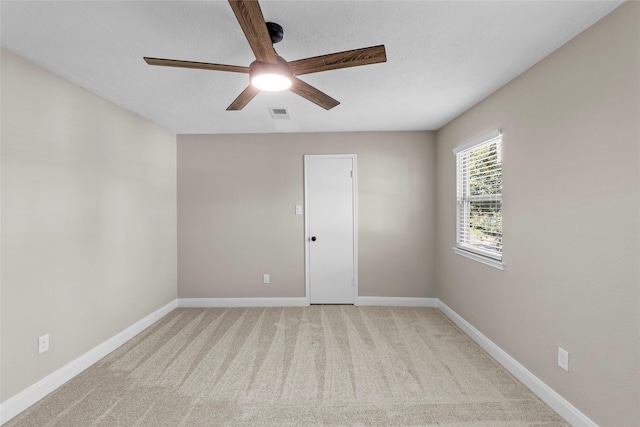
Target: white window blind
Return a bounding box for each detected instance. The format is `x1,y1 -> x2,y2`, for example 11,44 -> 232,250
454,130 -> 503,262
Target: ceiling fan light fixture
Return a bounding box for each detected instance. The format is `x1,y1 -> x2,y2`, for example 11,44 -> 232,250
250,57 -> 293,92
251,73 -> 291,92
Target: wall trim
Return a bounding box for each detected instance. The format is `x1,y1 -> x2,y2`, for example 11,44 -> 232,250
0,300 -> 177,425
177,297 -> 309,308
437,300 -> 598,427
356,296 -> 438,307
178,297 -> 439,308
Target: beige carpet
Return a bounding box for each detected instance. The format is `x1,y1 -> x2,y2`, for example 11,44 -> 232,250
7,306 -> 568,426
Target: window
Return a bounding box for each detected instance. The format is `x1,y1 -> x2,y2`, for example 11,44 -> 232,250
453,130 -> 504,269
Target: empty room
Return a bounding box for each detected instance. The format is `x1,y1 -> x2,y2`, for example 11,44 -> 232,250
1,1 -> 638,426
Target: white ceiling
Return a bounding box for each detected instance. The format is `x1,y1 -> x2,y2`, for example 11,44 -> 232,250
1,1 -> 623,134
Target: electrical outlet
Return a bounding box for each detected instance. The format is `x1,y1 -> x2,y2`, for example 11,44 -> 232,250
38,334 -> 50,354
558,347 -> 569,371
263,274 -> 270,284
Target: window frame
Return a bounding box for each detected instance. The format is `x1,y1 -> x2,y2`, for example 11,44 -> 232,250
452,130 -> 505,270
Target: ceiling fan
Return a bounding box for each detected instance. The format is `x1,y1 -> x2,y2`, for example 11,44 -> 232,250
143,0 -> 386,111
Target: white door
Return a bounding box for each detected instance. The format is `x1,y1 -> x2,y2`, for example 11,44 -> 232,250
305,154 -> 357,304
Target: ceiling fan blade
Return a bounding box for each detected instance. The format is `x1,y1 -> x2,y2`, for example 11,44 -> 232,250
228,0 -> 277,64
289,77 -> 339,110
226,85 -> 260,111
288,45 -> 386,76
144,57 -> 249,73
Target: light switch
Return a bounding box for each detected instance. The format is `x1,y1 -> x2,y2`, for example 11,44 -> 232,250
295,205 -> 303,215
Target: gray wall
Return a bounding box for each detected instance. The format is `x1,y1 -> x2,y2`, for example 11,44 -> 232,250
178,131 -> 436,299
435,3 -> 639,426
1,49 -> 178,401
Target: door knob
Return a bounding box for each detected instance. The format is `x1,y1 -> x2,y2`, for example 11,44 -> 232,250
311,236 -> 317,241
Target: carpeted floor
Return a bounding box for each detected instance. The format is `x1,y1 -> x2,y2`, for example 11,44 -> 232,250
6,306 -> 568,426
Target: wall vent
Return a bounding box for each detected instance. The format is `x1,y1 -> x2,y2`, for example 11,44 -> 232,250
269,107 -> 290,119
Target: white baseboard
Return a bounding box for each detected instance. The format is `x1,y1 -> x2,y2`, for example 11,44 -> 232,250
177,297 -> 438,308
356,296 -> 438,307
437,300 -> 598,427
0,300 -> 177,425
178,297 -> 439,308
177,297 -> 309,308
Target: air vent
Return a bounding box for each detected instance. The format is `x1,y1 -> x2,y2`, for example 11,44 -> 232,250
269,107 -> 290,119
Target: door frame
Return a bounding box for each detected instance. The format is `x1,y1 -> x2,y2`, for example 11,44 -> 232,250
304,154 -> 358,305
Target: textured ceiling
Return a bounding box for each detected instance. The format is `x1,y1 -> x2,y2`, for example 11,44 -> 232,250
1,1 -> 623,134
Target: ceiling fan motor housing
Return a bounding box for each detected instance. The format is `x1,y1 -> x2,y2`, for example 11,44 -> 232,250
250,55 -> 292,77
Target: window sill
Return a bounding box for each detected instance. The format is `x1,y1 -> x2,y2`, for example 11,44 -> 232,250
453,247 -> 505,270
